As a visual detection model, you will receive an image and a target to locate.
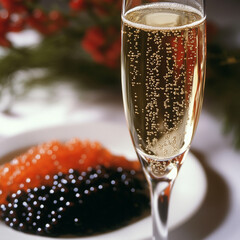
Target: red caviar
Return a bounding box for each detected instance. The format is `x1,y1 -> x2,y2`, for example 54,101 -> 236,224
0,139 -> 140,205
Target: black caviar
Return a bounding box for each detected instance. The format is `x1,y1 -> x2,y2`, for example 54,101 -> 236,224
0,166 -> 149,237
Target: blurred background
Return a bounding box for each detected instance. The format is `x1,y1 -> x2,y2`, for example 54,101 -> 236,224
0,0 -> 239,147
0,0 -> 239,239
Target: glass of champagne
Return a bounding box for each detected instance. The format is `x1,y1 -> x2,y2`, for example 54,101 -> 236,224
121,0 -> 206,239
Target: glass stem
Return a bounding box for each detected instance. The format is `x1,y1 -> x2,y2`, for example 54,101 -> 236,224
149,167 -> 178,240
137,150 -> 187,240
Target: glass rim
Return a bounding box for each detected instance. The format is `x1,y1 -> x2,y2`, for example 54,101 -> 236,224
121,2 -> 206,31
122,0 -> 206,19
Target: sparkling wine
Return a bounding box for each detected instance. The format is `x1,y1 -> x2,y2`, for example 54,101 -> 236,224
122,3 -> 206,161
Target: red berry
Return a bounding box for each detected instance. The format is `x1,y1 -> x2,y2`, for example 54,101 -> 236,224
33,9 -> 47,22
69,0 -> 84,11
82,37 -> 98,53
49,10 -> 61,22
83,27 -> 105,48
92,50 -> 105,64
9,18 -> 25,32
0,0 -> 27,13
0,36 -> 11,47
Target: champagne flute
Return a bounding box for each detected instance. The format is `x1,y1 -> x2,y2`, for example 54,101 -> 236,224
121,0 -> 206,239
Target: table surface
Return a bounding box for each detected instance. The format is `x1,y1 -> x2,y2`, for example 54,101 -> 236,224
0,85 -> 239,240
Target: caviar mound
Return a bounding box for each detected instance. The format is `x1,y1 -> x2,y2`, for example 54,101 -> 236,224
0,139 -> 150,236
0,139 -> 140,205
1,166 -> 149,236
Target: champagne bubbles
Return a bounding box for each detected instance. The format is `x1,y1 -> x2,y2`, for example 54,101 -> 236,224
122,3 -> 206,160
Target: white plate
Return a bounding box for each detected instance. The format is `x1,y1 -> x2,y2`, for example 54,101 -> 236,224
0,122 -> 207,240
